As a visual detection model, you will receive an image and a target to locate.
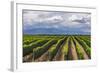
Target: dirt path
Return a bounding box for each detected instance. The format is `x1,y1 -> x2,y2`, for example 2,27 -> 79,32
23,53 -> 33,62
67,38 -> 78,60
34,51 -> 49,62
53,44 -> 64,61
70,39 -> 78,60
34,44 -> 56,62
53,39 -> 67,61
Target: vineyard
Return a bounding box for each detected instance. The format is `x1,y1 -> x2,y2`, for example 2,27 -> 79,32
23,35 -> 91,62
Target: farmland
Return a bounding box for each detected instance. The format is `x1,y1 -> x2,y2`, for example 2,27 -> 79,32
23,35 -> 91,62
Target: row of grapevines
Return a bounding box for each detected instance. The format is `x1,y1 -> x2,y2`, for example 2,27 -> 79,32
50,37 -> 67,61
72,37 -> 84,59
62,37 -> 70,60
23,39 -> 37,45
76,44 -> 84,59
75,36 -> 91,58
33,39 -> 58,60
79,36 -> 91,47
23,39 -> 49,56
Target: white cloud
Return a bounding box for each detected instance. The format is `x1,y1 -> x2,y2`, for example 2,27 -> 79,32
68,14 -> 82,21
63,13 -> 91,27
23,11 -> 53,25
42,15 -> 64,24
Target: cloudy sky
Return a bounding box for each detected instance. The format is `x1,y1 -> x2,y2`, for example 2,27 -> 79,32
23,10 -> 91,35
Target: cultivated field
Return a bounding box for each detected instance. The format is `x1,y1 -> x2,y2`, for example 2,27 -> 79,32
23,35 -> 91,62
